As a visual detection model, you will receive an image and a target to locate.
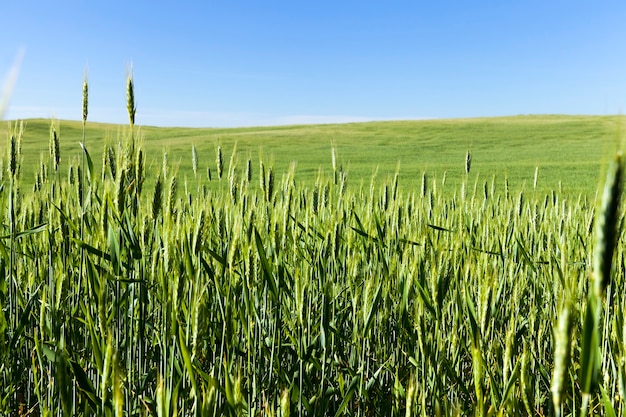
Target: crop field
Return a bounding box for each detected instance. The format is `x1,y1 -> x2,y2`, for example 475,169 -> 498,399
3,114 -> 625,197
1,81 -> 626,416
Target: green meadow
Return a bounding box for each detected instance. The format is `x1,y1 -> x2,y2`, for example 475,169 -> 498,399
1,103 -> 626,416
3,114 -> 624,197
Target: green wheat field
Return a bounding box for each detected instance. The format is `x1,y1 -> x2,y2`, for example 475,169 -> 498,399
1,79 -> 626,416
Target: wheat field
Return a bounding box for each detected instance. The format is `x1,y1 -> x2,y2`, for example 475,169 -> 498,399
1,79 -> 625,416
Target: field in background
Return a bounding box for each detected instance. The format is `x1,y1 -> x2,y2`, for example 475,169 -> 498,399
2,114 -> 624,196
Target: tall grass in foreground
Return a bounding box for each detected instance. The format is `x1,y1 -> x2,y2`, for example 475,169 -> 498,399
1,89 -> 626,416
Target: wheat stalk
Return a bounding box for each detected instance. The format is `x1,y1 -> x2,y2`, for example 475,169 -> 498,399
126,70 -> 136,127
551,303 -> 574,416
594,151 -> 623,298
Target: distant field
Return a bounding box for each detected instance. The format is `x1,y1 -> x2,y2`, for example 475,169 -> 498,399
2,115 -> 624,196
3,113 -> 626,414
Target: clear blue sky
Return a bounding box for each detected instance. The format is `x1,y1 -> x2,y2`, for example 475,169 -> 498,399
2,1 -> 626,127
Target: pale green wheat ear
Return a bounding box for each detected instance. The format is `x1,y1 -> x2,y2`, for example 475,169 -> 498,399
9,133 -> 17,177
593,151 -> 623,298
82,73 -> 88,124
152,174 -> 163,219
551,302 -> 575,417
0,48 -> 25,120
216,146 -> 223,180
191,145 -> 198,177
49,122 -> 60,171
126,69 -> 136,127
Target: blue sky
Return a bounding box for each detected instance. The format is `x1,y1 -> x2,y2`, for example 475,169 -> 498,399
2,1 -> 626,127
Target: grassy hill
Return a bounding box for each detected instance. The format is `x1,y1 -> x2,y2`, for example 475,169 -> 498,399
2,114 -> 624,197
